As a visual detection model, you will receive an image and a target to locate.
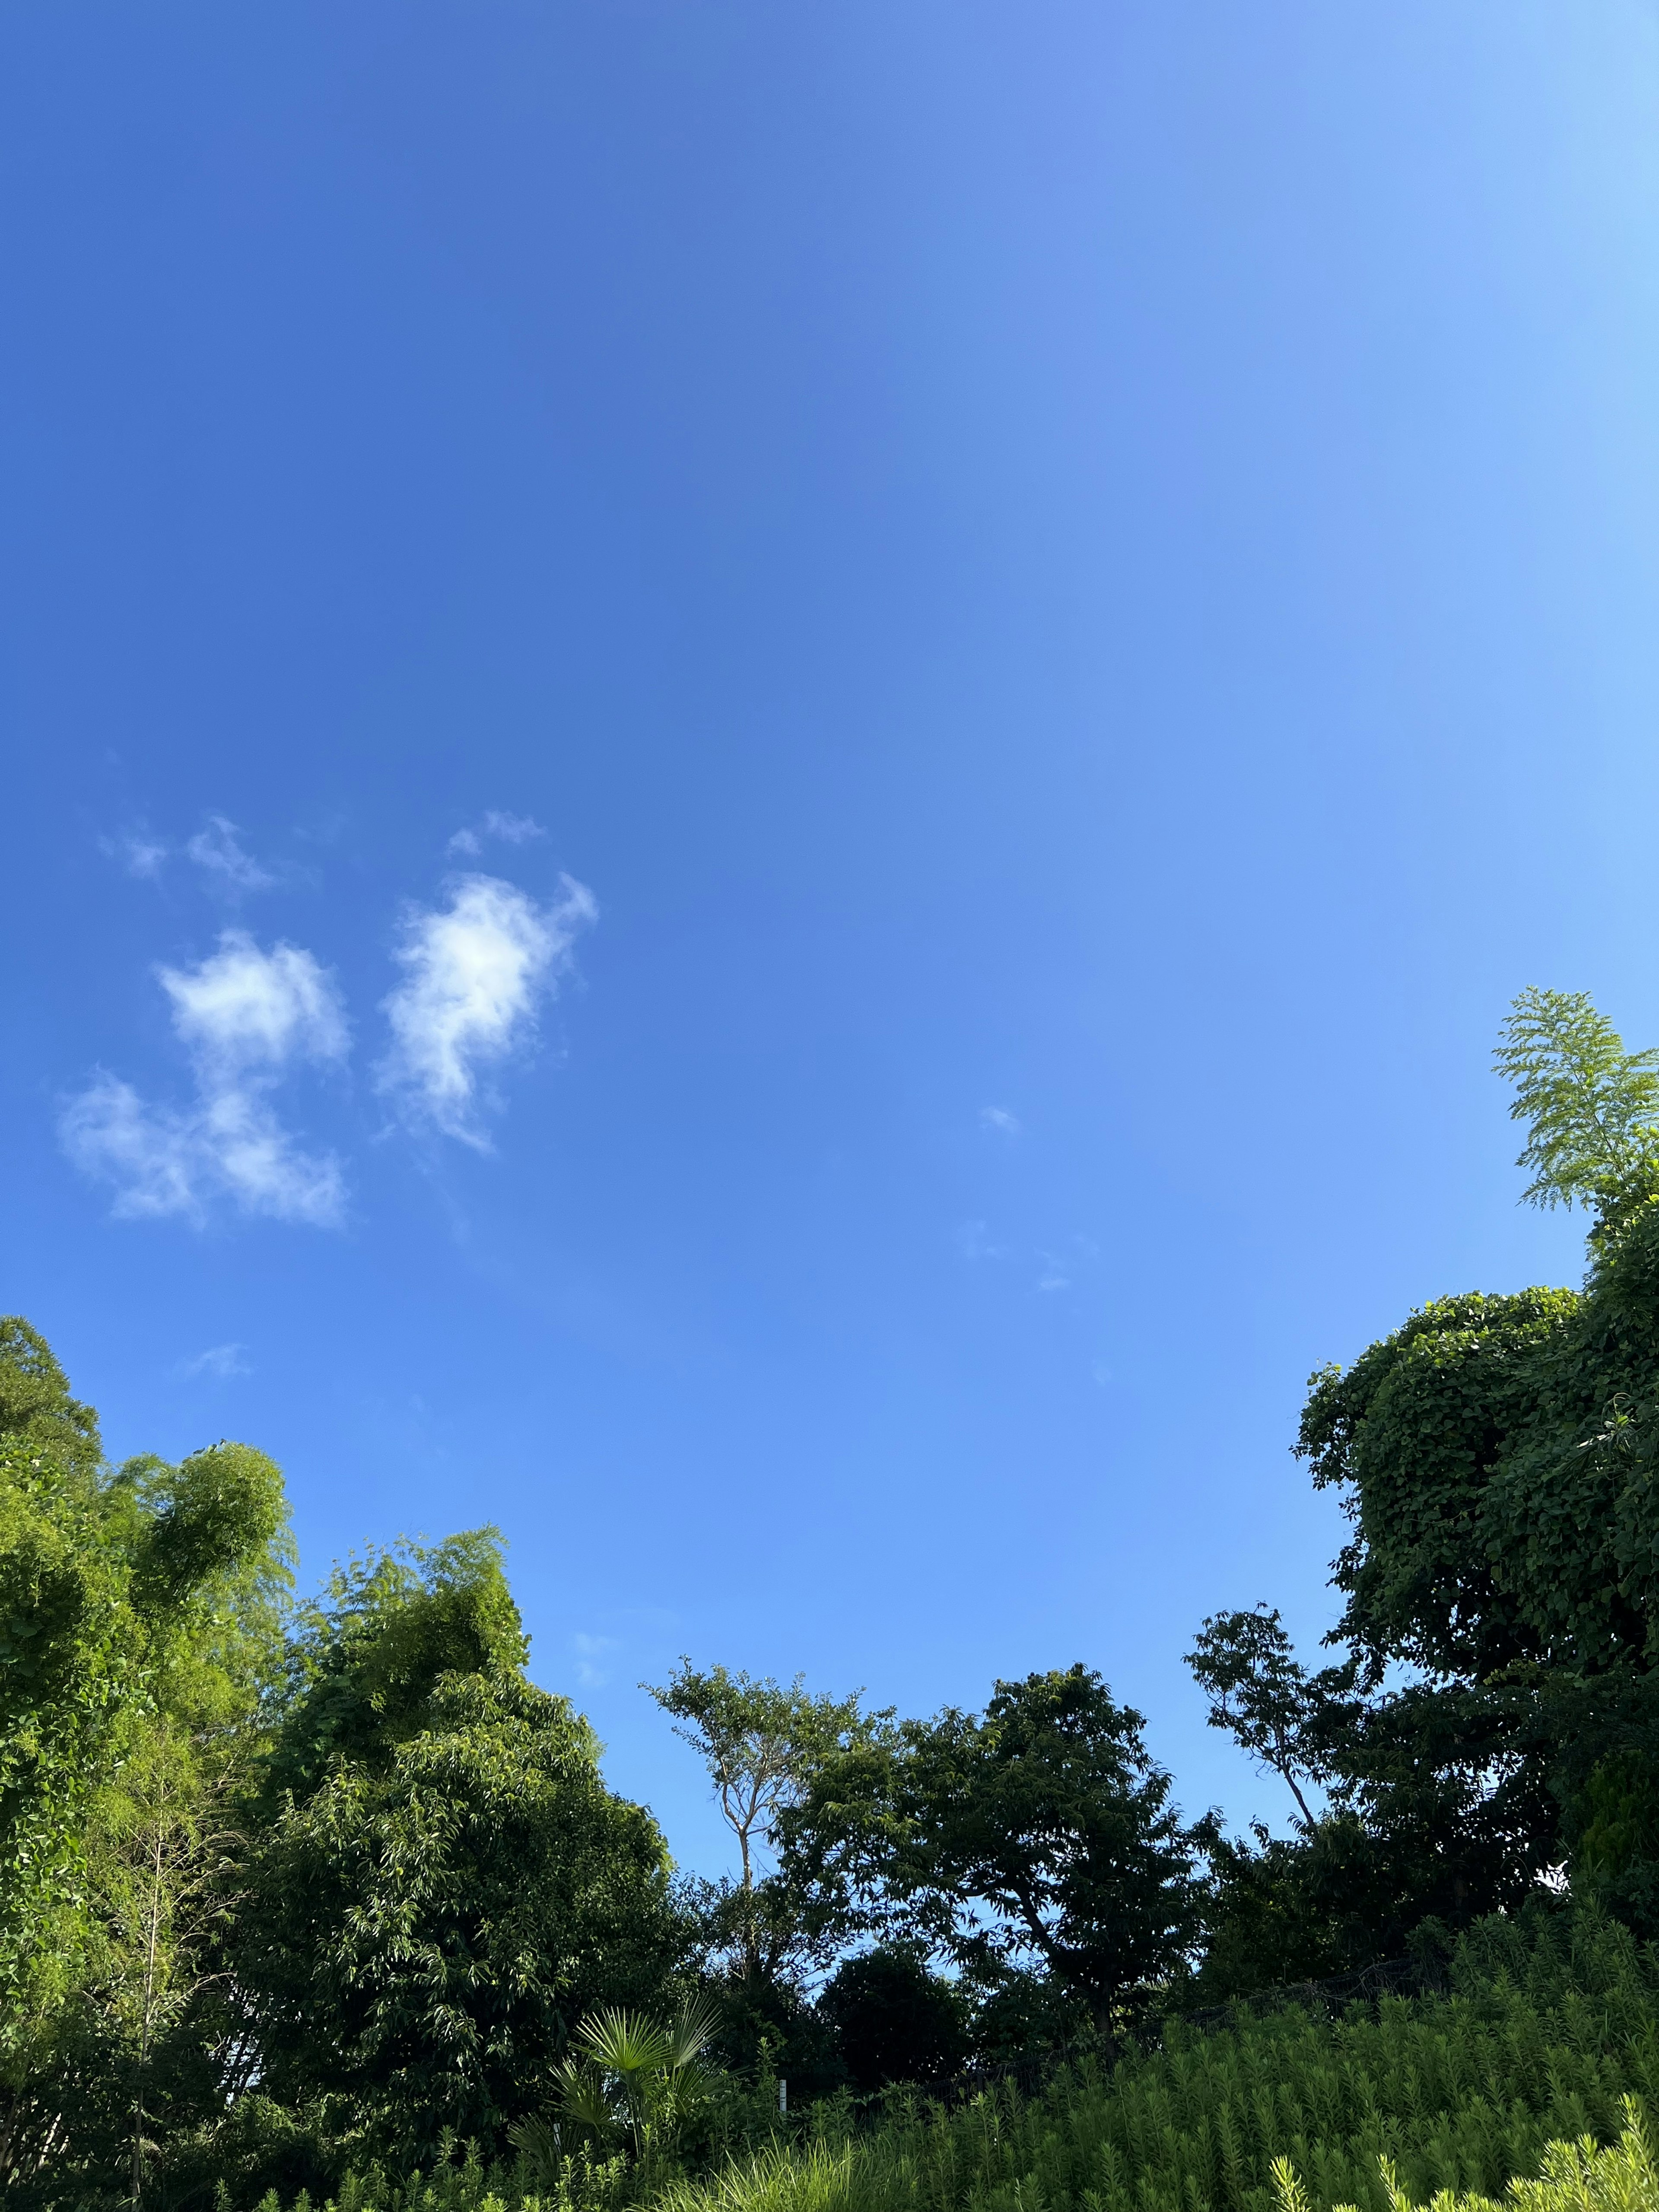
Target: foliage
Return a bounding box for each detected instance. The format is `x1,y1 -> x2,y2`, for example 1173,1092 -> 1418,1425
1188,1608 -> 1354,1828
0,1317 -> 102,1480
516,1997 -> 719,2173
1494,989 -> 1659,1236
1182,989 -> 1659,1982
236,1544 -> 687,2168
647,1663 -> 874,1995
815,1949 -> 967,2092
259,1532 -> 529,1808
1292,1200 -> 1659,1923
0,1308 -> 292,2202
240,1906 -> 1659,2212
780,1665 -> 1208,2034
1271,2099 -> 1659,2212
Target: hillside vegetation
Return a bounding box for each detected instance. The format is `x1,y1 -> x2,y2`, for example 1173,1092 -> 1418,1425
231,1911 -> 1659,2212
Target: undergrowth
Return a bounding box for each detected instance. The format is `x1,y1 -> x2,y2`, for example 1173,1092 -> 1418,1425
214,1909 -> 1659,2212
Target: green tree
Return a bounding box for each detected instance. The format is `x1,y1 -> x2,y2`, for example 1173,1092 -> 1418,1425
0,1316 -> 293,2198
236,1537 -> 686,2168
647,1662 -> 873,1992
1494,988 -> 1659,1236
1191,990 -> 1659,1980
783,1666 -> 1207,2036
817,1947 -> 967,2091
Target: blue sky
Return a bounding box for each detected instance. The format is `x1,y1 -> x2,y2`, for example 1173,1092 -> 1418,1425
4,0 -> 1659,1878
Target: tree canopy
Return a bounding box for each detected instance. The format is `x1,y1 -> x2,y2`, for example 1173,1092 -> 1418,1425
781,1665 -> 1207,2034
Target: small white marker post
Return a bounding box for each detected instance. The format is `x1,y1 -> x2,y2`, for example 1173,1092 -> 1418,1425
778,2079 -> 788,2115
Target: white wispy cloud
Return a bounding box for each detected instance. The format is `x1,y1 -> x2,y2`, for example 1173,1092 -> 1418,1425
186,816 -> 275,893
179,1342 -> 251,1379
63,932 -> 349,1227
447,812 -> 547,858
104,829 -> 170,880
980,1106 -> 1021,1136
378,873 -> 596,1145
572,1631 -> 621,1688
160,934 -> 347,1071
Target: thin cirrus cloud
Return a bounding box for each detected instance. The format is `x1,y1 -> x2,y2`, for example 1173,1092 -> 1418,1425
572,1631 -> 622,1688
185,815 -> 276,893
377,872 -> 597,1147
62,932 -> 350,1227
447,811 -> 546,858
103,830 -> 169,880
102,814 -> 276,891
179,1342 -> 252,1379
980,1106 -> 1021,1136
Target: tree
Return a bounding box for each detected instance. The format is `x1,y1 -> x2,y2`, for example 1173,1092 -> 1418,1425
1186,1608 -> 1353,1828
646,1662 -> 873,1992
1188,990 -> 1659,1979
782,1666 -> 1207,2035
236,1538 -> 686,2166
1494,988 -> 1659,1236
817,1948 -> 966,2091
0,1314 -> 293,2199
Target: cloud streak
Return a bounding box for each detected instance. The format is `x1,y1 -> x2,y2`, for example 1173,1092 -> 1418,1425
63,932 -> 349,1226
378,873 -> 596,1145
185,817 -> 275,893
448,812 -> 547,858
105,830 -> 169,880
180,1342 -> 251,1379
572,1631 -> 621,1688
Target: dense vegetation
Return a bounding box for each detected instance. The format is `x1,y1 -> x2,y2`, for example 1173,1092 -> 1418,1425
10,986 -> 1659,2212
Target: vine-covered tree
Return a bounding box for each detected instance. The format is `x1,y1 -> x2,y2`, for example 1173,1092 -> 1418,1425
1193,988 -> 1659,1990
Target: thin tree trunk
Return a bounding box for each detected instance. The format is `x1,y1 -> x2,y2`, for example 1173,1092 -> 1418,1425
132,1790 -> 168,2209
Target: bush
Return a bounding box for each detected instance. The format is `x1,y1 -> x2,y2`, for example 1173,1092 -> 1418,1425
1271,2099 -> 1659,2212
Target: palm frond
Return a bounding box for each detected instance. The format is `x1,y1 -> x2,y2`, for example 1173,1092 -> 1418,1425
574,2005 -> 673,2076
553,2058 -> 615,2134
664,1992 -> 722,2071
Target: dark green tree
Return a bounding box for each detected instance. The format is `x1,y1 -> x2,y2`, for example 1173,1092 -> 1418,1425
782,1665 -> 1207,2036
1192,989 -> 1659,1983
817,1948 -> 967,2091
1187,1608 -> 1352,1828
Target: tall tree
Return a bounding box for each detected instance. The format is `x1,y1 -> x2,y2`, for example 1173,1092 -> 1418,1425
646,1661 -> 872,1990
235,1537 -> 686,2166
1186,1608 -> 1351,1828
0,1316 -> 292,2198
1192,990 -> 1659,1983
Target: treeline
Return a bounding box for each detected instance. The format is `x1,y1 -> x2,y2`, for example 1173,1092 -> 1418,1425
9,986 -> 1659,2209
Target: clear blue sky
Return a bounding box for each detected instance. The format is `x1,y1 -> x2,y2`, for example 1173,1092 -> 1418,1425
4,0 -> 1658,1878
